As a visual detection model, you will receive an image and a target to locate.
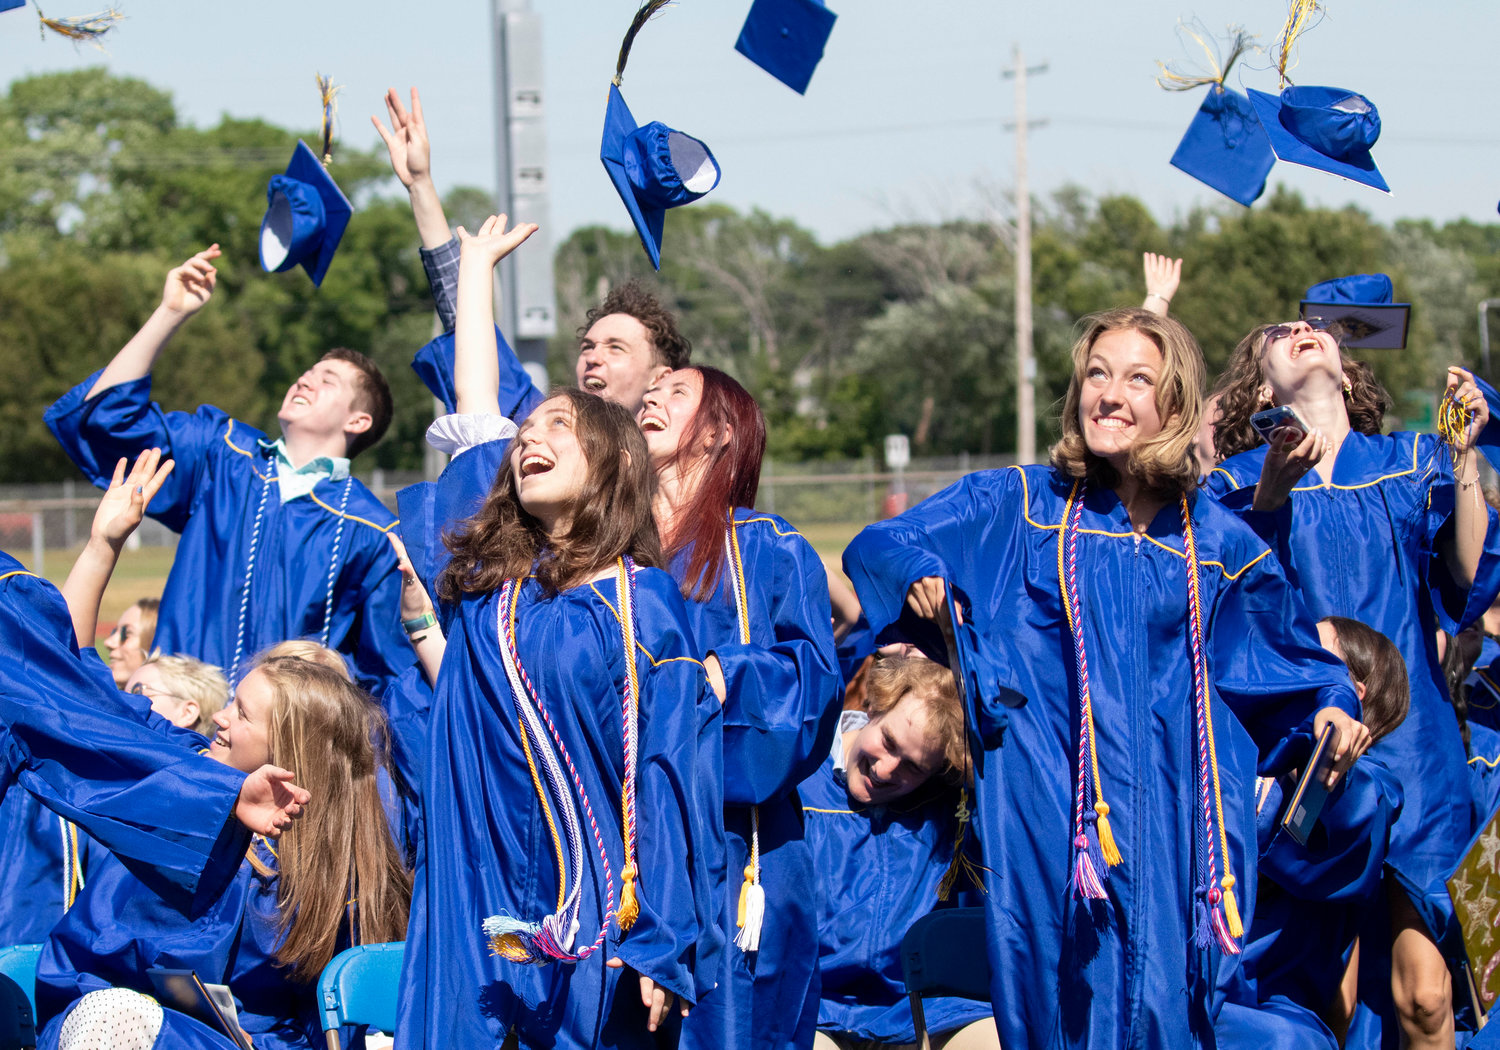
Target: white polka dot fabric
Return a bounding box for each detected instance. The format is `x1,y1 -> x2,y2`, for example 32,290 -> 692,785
57,987 -> 164,1050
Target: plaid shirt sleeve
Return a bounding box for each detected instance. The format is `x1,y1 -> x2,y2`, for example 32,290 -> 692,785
419,235 -> 461,331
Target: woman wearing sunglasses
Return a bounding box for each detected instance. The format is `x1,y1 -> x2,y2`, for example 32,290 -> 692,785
1206,319 -> 1500,1050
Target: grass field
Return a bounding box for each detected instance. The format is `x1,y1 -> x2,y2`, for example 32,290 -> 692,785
4,520 -> 874,643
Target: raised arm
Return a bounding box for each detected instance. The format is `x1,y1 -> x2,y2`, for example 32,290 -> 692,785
1141,252 -> 1181,318
1441,367 -> 1492,590
454,214 -> 538,416
86,247 -> 220,399
373,87 -> 453,252
59,450 -> 174,649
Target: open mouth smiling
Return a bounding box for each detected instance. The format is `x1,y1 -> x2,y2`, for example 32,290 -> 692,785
520,454 -> 555,477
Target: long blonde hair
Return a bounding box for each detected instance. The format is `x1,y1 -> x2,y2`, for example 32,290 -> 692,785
245,657 -> 411,980
1050,307 -> 1205,499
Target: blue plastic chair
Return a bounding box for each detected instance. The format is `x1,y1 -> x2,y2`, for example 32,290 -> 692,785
899,909 -> 991,1050
317,942 -> 405,1050
0,945 -> 41,1050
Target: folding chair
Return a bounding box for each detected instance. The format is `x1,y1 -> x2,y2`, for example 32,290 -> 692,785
0,945 -> 42,1050
317,942 -> 405,1050
899,909 -> 991,1050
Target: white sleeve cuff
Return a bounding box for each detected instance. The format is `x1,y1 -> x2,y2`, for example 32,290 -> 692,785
425,413 -> 519,457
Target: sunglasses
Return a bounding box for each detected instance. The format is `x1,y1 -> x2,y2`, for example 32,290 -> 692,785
1262,318 -> 1338,344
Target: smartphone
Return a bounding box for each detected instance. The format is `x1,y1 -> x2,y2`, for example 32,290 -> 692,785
1250,405 -> 1311,446
1280,721 -> 1342,846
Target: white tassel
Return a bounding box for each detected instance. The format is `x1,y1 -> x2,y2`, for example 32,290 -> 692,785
734,883 -> 765,953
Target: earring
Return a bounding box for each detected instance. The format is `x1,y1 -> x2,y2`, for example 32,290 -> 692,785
1342,376 -> 1353,394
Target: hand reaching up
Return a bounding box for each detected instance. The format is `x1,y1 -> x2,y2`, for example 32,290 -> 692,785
457,213 -> 540,271
91,449 -> 174,552
1142,253 -> 1182,316
372,87 -> 432,190
162,246 -> 220,318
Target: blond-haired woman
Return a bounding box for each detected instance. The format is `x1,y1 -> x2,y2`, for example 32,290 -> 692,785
37,656 -> 411,1050
843,308 -> 1367,1050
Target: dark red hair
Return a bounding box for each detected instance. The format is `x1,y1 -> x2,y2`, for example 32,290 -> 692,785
666,367 -> 767,601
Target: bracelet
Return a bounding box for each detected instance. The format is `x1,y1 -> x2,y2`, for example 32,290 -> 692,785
1146,292 -> 1170,304
403,610 -> 438,636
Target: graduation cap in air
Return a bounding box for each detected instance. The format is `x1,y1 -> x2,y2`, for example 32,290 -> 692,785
1299,273 -> 1411,351
1,0 -> 25,13
734,0 -> 837,95
1170,86 -> 1275,207
601,2 -> 721,271
1156,27 -> 1273,207
258,139 -> 352,287
1247,85 -> 1389,194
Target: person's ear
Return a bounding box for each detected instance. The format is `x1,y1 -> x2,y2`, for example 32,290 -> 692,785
620,448 -> 632,471
706,421 -> 734,453
647,364 -> 673,387
1353,680 -> 1367,703
178,699 -> 200,731
344,411 -> 373,437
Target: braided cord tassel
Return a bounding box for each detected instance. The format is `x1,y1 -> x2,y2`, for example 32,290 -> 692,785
724,518 -> 769,949
1059,481 -> 1111,900
230,459 -> 275,683
319,477 -> 353,647
616,558 -> 643,931
1181,496 -> 1241,954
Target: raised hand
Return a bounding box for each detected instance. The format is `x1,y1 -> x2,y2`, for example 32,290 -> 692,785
162,246 -> 220,317
387,532 -> 434,623
1446,366 -> 1491,455
372,87 -> 432,189
1142,252 -> 1182,316
234,764 -> 310,836
456,213 -> 540,271
91,449 -> 175,551
1251,425 -> 1329,512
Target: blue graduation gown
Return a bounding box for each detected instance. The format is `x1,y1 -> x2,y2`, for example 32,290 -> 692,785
1465,638 -> 1500,732
0,552 -> 251,914
0,791 -> 95,945
843,466 -> 1361,1050
37,841 -> 361,1050
411,328 -> 544,422
45,373 -> 413,694
394,443 -> 726,1050
1206,431 -> 1500,949
800,755 -> 991,1043
673,509 -> 843,1050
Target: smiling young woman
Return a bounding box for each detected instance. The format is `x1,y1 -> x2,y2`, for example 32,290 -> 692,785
843,306 -> 1368,1050
1207,321 -> 1500,1050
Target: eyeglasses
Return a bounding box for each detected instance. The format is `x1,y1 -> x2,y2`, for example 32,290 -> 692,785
128,682 -> 184,704
1262,318 -> 1337,344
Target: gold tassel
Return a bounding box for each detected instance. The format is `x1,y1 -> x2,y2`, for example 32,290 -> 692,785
617,863 -> 640,931
1155,22 -> 1258,92
1220,875 -> 1244,938
488,933 -> 532,962
736,863 -> 755,927
1094,802 -> 1123,867
938,793 -> 991,900
315,74 -> 342,167
36,4 -> 123,48
1274,0 -> 1321,89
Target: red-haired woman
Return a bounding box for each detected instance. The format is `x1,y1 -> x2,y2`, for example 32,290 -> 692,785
637,364 -> 842,1050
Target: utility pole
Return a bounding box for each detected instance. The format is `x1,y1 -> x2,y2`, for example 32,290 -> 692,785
1002,45 -> 1047,465
492,0 -> 558,387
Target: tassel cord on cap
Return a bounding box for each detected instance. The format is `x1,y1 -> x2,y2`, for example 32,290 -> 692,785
614,0 -> 673,86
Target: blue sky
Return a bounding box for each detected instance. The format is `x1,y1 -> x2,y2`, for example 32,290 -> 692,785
2,0 -> 1496,245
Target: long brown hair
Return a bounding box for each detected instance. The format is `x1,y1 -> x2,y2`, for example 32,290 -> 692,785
1321,616 -> 1410,746
246,658 -> 411,980
1049,308 -> 1204,500
662,367 -> 768,602
1211,324 -> 1390,461
438,389 -> 663,600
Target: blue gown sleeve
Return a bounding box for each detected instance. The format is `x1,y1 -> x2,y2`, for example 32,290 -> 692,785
396,437 -> 510,611
342,533 -> 412,695
842,474 -> 1031,744
411,328 -> 545,421
711,529 -> 842,805
1205,522 -> 1362,773
1419,436 -> 1500,633
0,558 -> 251,914
1259,760 -> 1403,903
610,576 -> 726,1005
44,371 -> 229,534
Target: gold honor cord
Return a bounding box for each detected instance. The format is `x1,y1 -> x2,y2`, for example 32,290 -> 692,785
726,519 -> 767,953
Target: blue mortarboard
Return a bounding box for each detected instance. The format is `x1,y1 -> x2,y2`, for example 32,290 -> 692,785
600,84 -> 721,271
1246,85 -> 1389,194
1169,86 -> 1275,207
258,140 -> 352,288
734,0 -> 837,95
1299,273 -> 1411,350
1,0 -> 24,12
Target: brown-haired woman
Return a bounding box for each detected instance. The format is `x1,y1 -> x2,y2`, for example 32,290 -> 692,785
844,307 -> 1368,1050
1205,320 -> 1500,1050
393,215 -> 724,1050
36,656 -> 410,1050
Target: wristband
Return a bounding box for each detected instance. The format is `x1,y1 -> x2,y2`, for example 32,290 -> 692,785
403,610 -> 438,636
1146,292 -> 1170,304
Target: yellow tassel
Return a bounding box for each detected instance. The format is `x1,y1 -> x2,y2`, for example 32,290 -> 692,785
618,864 -> 640,931
736,864 -> 755,927
1095,802 -> 1123,867
1220,875 -> 1244,938
488,933 -> 532,962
